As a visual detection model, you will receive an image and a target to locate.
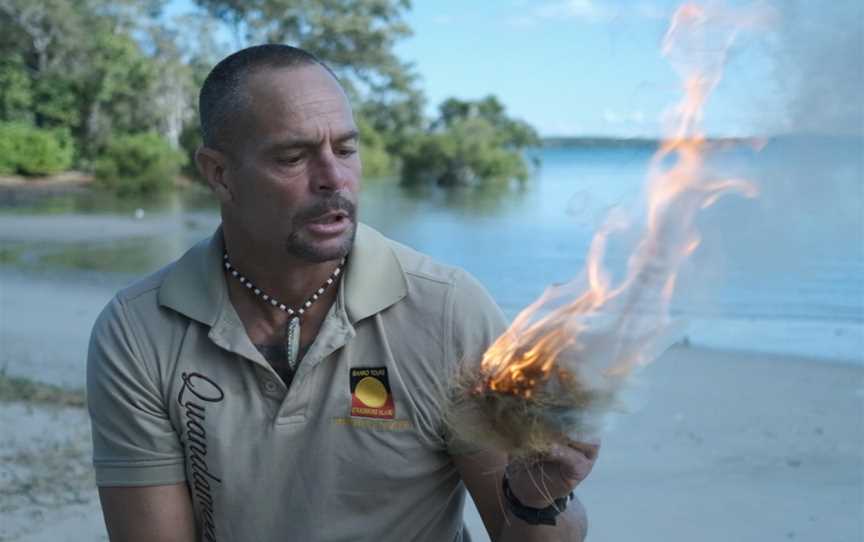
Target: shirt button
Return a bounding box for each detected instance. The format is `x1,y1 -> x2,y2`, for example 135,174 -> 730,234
263,379 -> 278,393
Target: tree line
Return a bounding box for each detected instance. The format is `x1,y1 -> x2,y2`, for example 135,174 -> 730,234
0,0 -> 539,194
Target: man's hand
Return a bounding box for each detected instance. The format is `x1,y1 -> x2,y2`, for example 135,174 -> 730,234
506,438 -> 600,508
455,437 -> 600,541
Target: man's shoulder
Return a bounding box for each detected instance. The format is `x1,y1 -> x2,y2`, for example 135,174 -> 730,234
372,230 -> 501,321
115,265 -> 173,306
383,234 -> 476,290
95,263 -> 181,343
108,234 -> 213,322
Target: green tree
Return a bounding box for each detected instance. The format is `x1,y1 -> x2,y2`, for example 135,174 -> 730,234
0,54 -> 32,123
435,96 -> 539,148
355,113 -> 393,178
0,0 -> 185,161
0,0 -> 86,131
75,30 -> 163,156
402,96 -> 540,186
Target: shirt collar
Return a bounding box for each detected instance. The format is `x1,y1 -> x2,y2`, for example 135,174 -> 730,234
158,222 -> 407,326
158,226 -> 227,326
343,223 -> 408,323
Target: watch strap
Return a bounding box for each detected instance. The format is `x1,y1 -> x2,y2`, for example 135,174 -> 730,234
502,475 -> 573,526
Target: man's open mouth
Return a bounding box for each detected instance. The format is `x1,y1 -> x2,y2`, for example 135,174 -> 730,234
310,211 -> 349,224
304,210 -> 352,236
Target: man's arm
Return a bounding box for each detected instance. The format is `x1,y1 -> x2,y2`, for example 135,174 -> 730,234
454,445 -> 595,542
99,483 -> 196,542
446,272 -> 597,539
88,298 -> 193,540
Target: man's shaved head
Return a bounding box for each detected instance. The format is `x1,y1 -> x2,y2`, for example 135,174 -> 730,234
199,44 -> 338,150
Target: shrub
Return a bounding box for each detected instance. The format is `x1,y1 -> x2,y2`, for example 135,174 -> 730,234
356,114 -> 394,179
400,96 -> 539,187
0,126 -> 15,175
0,54 -> 33,123
401,117 -> 531,187
94,132 -> 186,195
0,122 -> 74,176
178,121 -> 202,180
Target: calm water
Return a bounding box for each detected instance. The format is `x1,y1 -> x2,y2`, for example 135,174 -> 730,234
1,140 -> 861,388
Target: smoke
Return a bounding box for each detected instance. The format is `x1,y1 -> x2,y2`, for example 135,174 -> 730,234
771,1 -> 864,136
675,0 -> 863,335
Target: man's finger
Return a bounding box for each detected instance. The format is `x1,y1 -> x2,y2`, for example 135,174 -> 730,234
547,443 -> 599,486
564,439 -> 601,461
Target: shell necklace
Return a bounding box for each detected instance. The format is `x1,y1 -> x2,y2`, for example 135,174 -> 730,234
223,252 -> 345,369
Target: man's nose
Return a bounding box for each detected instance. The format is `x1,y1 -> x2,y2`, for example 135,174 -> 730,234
312,148 -> 349,192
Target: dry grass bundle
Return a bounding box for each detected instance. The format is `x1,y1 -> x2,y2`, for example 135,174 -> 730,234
444,358 -> 623,458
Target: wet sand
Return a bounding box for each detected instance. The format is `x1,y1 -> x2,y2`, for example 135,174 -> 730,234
1,346 -> 862,541
0,402 -> 104,541
573,346 -> 860,542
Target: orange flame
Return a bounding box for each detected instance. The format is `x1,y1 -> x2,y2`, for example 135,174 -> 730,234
478,3 -> 764,400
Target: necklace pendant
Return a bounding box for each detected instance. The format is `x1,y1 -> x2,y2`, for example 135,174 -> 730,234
285,316 -> 301,370
222,252 -> 345,372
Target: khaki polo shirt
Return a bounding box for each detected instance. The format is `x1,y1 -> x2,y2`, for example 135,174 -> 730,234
87,223 -> 506,542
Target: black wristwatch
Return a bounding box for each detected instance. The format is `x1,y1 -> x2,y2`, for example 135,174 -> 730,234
502,476 -> 574,526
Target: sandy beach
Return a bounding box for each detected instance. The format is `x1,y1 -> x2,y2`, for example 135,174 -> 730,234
1,345 -> 861,541
578,346 -> 862,542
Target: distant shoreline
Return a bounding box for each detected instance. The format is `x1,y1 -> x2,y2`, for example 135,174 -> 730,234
540,133 -> 864,149
0,172 -> 203,208
0,170 -> 93,188
540,135 -> 761,149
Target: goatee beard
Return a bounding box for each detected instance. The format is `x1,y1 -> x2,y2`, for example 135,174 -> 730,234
285,194 -> 357,263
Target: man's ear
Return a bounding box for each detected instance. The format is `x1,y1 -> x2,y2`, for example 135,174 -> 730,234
196,145 -> 233,203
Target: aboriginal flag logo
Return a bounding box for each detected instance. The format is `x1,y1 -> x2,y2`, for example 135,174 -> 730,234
350,367 -> 395,419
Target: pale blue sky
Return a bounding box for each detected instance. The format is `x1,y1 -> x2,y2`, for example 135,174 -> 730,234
165,0 -> 826,137
395,0 -> 787,137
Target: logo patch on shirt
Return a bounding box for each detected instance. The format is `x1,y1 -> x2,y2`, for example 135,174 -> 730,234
349,367 -> 395,419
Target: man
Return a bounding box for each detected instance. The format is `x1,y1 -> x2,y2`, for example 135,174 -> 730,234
87,44 -> 599,541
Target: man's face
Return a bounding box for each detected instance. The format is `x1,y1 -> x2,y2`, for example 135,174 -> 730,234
220,64 -> 361,263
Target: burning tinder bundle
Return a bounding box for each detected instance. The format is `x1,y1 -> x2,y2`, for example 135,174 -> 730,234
446,3 -> 768,458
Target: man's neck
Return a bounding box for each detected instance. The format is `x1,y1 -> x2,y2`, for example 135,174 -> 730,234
221,229 -> 345,344
222,231 -> 343,310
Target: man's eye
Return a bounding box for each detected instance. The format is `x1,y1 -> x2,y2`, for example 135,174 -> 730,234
276,155 -> 304,165
337,147 -> 358,157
